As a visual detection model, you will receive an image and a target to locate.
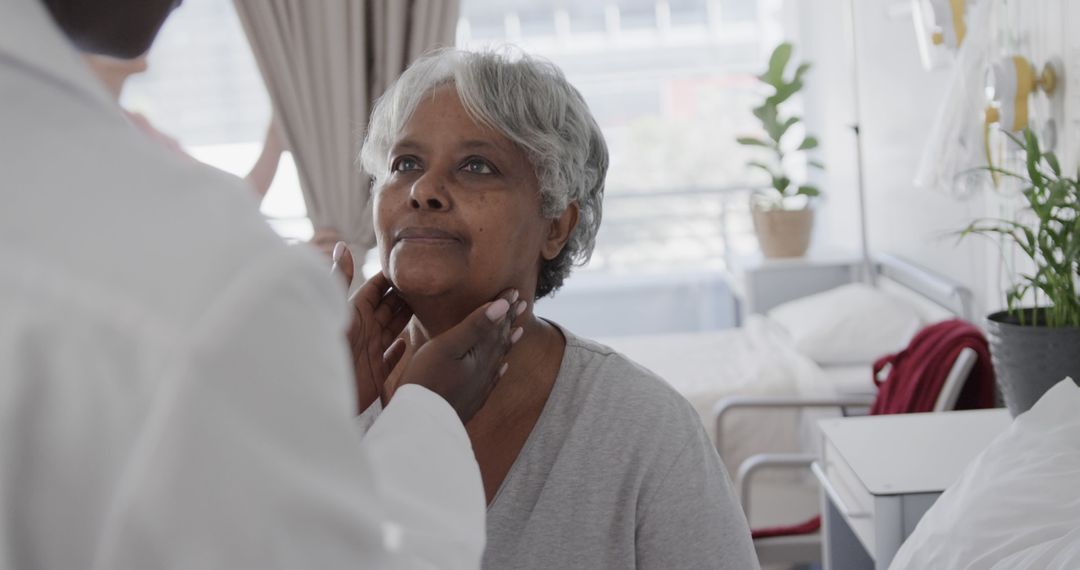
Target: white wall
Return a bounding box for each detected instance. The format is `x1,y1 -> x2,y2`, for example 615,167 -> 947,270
786,0 -> 862,259
794,0 -> 1075,320
851,0 -> 995,316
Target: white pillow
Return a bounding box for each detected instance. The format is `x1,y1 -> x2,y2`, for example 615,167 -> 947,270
766,283 -> 923,365
890,379 -> 1080,570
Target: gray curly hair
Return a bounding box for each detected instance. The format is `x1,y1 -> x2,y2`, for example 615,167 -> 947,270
359,48 -> 608,298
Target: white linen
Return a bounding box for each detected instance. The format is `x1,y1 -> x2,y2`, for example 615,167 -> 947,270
767,283 -> 924,366
600,317 -> 877,528
0,2 -> 484,568
890,379 -> 1080,570
816,363 -> 878,396
600,316 -> 830,475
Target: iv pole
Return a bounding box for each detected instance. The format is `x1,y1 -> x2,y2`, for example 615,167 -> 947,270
845,0 -> 876,285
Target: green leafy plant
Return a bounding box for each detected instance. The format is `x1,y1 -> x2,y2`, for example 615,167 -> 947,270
960,128 -> 1080,327
738,42 -> 824,209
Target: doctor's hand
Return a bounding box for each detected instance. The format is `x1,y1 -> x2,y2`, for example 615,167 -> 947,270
333,242 -> 413,414
399,288 -> 523,423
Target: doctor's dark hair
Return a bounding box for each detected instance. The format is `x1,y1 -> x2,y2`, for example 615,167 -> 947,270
359,48 -> 609,299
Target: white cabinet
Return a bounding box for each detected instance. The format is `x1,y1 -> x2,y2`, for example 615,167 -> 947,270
814,409 -> 1012,569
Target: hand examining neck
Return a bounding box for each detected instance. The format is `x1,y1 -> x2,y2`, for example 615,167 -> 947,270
401,297 -> 565,420
381,271 -> 569,507
404,286 -> 541,357
403,288 -> 526,340
398,291 -> 567,505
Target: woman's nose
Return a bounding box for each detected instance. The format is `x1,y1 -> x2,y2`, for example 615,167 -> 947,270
408,173 -> 450,211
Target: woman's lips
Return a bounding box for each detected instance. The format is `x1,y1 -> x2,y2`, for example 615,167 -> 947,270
395,227 -> 462,244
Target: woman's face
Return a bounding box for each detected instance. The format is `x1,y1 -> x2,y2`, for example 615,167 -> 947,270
373,85 -> 570,306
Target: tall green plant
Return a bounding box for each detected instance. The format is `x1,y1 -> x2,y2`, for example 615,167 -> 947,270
960,128 -> 1080,327
737,42 -> 824,208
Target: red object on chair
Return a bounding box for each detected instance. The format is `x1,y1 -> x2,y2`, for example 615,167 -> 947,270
870,319 -> 995,414
752,516 -> 821,539
750,319 -> 996,540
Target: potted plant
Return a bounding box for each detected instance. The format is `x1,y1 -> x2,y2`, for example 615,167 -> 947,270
738,42 -> 824,258
961,128 -> 1080,416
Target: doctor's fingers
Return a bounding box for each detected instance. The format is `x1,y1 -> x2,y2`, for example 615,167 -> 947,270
466,291 -> 519,370
432,290 -> 515,361
457,292 -> 518,416
473,299 -> 526,376
382,338 -> 407,372
349,270 -> 394,313
509,298 -> 528,343
380,306 -> 413,349
371,288 -> 408,327
330,241 -> 356,286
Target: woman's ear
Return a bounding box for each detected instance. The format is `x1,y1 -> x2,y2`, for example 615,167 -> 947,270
541,201 -> 580,261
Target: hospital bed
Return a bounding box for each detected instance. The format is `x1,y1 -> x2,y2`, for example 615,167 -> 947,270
599,254 -> 977,536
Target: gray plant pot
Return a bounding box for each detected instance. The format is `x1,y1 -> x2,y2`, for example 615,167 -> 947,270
985,309 -> 1080,417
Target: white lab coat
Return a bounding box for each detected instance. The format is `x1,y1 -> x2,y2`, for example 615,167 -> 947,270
0,1 -> 485,568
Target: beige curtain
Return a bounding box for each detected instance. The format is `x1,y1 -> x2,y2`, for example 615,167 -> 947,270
234,0 -> 460,256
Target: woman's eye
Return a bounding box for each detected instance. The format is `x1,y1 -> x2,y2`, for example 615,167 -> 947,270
462,158 -> 494,175
392,156 -> 421,172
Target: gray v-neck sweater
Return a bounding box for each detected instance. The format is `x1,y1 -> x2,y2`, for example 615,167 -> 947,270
482,326 -> 758,569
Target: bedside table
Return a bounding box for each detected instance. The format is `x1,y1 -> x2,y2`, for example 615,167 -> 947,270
725,252 -> 863,320
813,409 -> 1012,569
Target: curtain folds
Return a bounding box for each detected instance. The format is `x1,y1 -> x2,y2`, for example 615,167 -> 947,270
233,0 -> 460,256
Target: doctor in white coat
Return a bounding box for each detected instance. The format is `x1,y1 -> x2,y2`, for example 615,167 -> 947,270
0,0 -> 520,568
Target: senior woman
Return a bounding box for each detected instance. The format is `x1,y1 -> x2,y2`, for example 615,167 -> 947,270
356,48 -> 757,569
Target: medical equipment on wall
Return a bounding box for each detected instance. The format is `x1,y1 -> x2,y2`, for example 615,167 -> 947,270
984,56 -> 1058,133
982,56 -> 1059,184
912,0 -> 976,70
913,0 -> 992,197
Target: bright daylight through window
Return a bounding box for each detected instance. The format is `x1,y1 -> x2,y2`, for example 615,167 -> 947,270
122,0 -> 311,242
123,0 -> 782,273
458,0 -> 784,273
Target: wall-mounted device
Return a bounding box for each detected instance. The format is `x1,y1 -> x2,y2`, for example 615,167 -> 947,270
912,0 -> 971,70
982,56 -> 1059,185
984,56 -> 1058,132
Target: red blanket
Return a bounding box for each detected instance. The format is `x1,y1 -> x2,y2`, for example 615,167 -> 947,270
870,319 -> 995,414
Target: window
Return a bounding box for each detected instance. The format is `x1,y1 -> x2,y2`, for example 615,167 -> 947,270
123,0 -> 785,272
121,0 -> 312,242
458,0 -> 783,273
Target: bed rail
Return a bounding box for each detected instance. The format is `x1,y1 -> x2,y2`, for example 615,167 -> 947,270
875,253 -> 976,321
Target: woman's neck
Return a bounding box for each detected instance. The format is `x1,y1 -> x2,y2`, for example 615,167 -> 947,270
404,293 -> 486,340
405,304 -> 565,404
404,283 -> 541,338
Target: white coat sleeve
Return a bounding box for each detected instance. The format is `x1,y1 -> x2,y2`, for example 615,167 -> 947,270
91,247 -> 486,570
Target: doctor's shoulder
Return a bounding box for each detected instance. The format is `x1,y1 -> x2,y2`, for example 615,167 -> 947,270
107,146 -> 335,335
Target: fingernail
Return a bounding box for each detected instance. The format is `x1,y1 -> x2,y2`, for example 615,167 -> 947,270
485,298 -> 510,321
510,289 -> 520,304
499,362 -> 509,376
332,241 -> 346,264
515,300 -> 528,317
510,327 -> 524,344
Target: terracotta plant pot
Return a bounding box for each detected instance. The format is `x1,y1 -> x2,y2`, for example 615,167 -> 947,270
985,308 -> 1080,416
751,206 -> 814,258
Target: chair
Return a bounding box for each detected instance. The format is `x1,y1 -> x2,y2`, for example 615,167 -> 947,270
714,338 -> 983,567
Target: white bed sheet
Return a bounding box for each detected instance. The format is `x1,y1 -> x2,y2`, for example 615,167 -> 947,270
600,316 -> 885,527
891,379 -> 1080,569
599,315 -> 863,478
